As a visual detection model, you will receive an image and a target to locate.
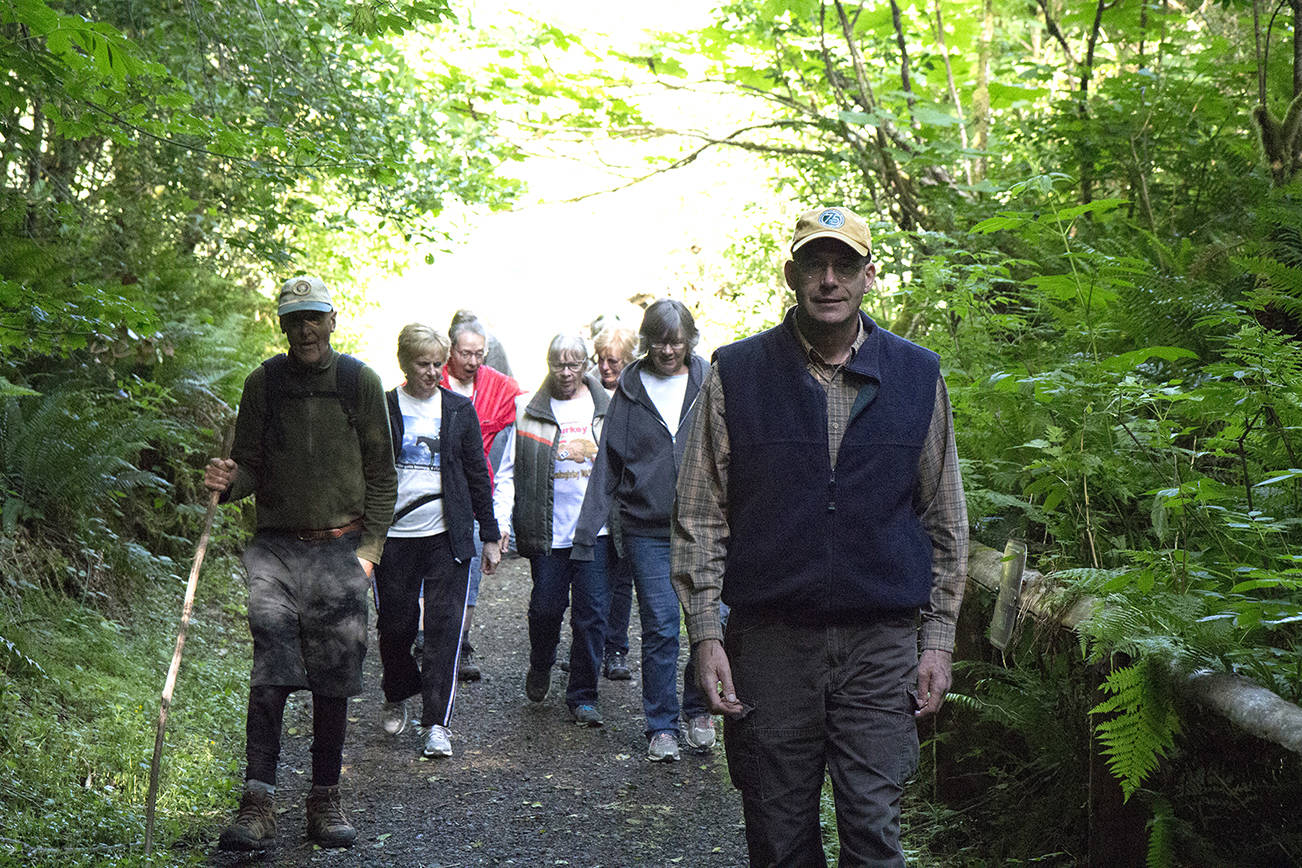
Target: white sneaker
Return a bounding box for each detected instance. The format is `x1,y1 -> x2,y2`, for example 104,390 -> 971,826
380,700 -> 408,736
422,724 -> 453,757
684,714 -> 717,751
647,730 -> 681,762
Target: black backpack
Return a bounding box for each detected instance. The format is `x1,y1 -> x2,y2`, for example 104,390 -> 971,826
260,353 -> 363,445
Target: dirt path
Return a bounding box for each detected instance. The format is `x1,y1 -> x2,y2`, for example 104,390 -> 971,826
210,555 -> 748,867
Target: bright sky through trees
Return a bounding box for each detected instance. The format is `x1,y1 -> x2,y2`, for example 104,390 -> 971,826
356,1 -> 776,388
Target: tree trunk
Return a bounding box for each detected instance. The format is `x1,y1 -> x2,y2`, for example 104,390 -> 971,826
1079,0 -> 1107,205
934,0 -> 973,185
1294,0 -> 1302,98
974,0 -> 992,181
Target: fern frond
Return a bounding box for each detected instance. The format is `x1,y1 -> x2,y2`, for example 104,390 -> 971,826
1091,659 -> 1181,800
1146,794 -> 1175,868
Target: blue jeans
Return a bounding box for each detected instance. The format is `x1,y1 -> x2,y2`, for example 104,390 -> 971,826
527,543 -> 610,708
603,551 -> 634,658
623,534 -> 683,738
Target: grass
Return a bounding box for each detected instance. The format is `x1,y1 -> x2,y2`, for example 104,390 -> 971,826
0,544 -> 252,867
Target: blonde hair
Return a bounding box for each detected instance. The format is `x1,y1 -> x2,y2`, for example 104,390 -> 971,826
593,326 -> 637,364
396,323 -> 449,376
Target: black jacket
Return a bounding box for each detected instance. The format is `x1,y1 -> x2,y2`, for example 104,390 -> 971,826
385,387 -> 500,562
571,353 -> 707,561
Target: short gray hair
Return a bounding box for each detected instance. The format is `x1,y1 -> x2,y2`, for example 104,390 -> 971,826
449,315 -> 487,347
547,333 -> 589,365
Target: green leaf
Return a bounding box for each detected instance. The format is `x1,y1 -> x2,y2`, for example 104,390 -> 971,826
912,104 -> 960,127
1100,346 -> 1199,372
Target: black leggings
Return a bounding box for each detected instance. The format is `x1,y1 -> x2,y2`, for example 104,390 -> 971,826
245,685 -> 347,787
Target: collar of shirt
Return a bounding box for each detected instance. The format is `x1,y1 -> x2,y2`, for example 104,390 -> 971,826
788,306 -> 868,377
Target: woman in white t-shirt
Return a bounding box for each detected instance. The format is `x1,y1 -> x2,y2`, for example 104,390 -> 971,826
571,299 -> 716,762
373,324 -> 502,759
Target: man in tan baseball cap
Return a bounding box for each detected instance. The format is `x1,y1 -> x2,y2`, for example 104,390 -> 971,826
672,203 -> 968,865
789,205 -> 873,258
205,273 -> 395,852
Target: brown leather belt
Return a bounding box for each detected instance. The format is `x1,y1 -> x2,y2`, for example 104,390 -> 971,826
294,517 -> 365,541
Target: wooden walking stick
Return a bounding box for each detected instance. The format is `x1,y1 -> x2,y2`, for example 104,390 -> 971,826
144,428 -> 232,853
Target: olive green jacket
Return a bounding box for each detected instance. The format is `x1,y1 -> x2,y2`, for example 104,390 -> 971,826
224,349 -> 397,564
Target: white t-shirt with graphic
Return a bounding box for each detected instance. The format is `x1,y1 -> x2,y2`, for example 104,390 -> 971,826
549,391 -> 605,548
640,368 -> 690,436
389,387 -> 445,538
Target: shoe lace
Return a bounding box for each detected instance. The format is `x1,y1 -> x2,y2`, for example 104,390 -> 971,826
236,793 -> 271,825
311,792 -> 347,827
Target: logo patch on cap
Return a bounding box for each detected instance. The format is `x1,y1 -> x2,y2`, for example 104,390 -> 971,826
818,209 -> 845,228
291,280 -> 312,295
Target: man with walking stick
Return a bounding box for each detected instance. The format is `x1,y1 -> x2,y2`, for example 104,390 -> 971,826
204,275 -> 396,851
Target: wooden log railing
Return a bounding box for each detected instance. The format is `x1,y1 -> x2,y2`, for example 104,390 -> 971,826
965,540 -> 1302,756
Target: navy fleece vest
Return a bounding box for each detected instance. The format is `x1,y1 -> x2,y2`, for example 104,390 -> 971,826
715,311 -> 939,622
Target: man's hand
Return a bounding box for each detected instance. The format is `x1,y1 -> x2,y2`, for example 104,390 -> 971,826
915,648 -> 953,718
499,532 -> 510,554
695,638 -> 746,718
204,458 -> 238,493
357,557 -> 376,579
481,540 -> 502,575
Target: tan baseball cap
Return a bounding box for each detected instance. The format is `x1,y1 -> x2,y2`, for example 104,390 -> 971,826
277,276 -> 334,316
790,206 -> 872,258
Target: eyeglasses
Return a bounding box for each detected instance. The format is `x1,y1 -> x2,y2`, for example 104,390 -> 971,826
793,255 -> 868,281
650,340 -> 686,351
549,360 -> 585,373
454,348 -> 485,361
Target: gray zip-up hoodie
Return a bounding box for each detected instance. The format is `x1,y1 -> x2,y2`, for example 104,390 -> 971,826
571,353 -> 706,561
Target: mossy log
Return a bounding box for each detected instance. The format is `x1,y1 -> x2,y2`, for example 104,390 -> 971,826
965,541 -> 1302,756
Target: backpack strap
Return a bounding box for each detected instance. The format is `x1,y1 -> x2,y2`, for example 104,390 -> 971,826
334,353 -> 362,430
392,492 -> 444,524
261,352 -> 364,443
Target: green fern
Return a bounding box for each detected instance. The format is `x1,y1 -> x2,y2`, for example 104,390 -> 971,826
1146,794 -> 1175,868
0,389 -> 168,535
1091,658 -> 1181,801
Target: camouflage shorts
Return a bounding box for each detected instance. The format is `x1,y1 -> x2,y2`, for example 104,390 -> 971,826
241,531 -> 369,697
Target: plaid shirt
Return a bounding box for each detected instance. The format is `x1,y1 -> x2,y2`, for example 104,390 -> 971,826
670,311 -> 968,652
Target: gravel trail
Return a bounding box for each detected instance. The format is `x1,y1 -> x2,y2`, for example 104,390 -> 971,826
210,554 -> 748,867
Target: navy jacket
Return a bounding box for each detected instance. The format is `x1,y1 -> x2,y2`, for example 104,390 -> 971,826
715,310 -> 939,622
572,354 -> 707,561
385,387 -> 500,562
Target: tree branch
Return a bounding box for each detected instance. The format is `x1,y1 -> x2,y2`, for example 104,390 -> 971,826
889,0 -> 919,124
833,0 -> 926,229
1036,0 -> 1079,65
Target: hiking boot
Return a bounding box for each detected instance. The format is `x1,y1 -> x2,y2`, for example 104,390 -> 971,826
422,724 -> 453,757
602,651 -> 632,681
647,730 -> 681,762
218,786 -> 276,851
457,642 -> 482,682
525,667 -> 551,703
305,784 -> 355,848
380,699 -> 408,736
684,714 -> 717,751
570,704 -> 603,727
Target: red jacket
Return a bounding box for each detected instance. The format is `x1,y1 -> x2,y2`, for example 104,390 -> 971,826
440,364 -> 523,484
